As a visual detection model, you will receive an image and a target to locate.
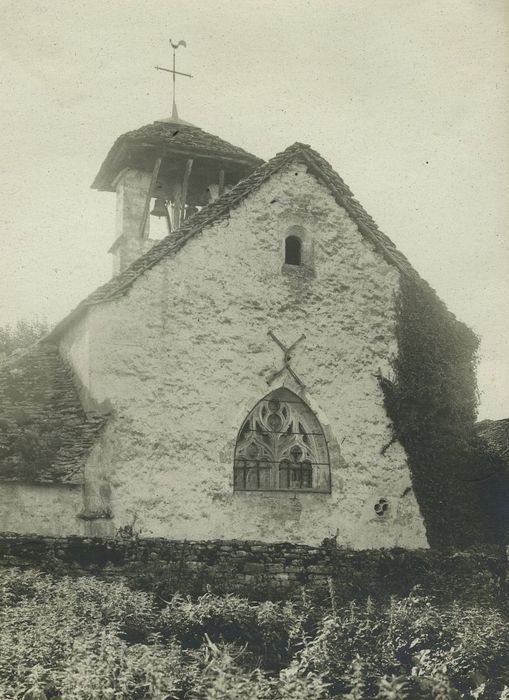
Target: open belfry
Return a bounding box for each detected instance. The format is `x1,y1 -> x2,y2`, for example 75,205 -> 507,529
94,40 -> 262,275
0,41 -> 493,549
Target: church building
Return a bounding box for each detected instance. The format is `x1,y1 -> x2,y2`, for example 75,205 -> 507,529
0,93 -> 488,548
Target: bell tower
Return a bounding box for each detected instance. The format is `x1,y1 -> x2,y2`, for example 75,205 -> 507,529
91,40 -> 263,275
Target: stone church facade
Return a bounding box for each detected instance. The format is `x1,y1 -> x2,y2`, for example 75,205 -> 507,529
1,117 -> 473,549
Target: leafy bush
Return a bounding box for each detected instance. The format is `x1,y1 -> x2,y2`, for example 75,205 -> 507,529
299,589 -> 509,698
0,319 -> 48,361
0,569 -> 507,699
58,631 -> 186,700
159,592 -> 303,669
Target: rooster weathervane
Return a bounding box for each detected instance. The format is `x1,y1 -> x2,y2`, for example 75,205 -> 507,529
155,39 -> 193,120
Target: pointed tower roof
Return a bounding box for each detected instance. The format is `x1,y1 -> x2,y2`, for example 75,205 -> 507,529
91,120 -> 264,192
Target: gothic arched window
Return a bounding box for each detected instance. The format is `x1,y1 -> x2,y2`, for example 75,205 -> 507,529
234,388 -> 331,492
285,236 -> 301,266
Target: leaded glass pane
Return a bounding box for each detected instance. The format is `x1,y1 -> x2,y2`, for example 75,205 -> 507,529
258,461 -> 271,489
245,461 -> 258,489
234,461 -> 246,490
279,460 -> 290,488
302,461 -> 312,488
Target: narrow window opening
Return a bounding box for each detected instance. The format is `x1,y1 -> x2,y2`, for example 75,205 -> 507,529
285,236 -> 301,266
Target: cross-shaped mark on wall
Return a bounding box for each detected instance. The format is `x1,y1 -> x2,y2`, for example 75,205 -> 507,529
266,330 -> 307,388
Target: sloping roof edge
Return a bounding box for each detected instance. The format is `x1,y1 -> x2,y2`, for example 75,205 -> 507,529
92,122 -> 264,191
45,142 -> 454,342
0,342 -> 109,483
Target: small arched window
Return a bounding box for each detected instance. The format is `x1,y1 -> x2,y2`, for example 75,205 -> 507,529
234,388 -> 330,492
285,236 -> 301,266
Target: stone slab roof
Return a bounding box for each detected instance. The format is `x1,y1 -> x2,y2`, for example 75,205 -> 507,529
92,120 -> 264,191
0,344 -> 108,483
48,142 -> 431,341
476,419 -> 509,465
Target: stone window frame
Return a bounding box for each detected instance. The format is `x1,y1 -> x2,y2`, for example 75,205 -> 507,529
233,387 -> 332,494
281,225 -> 315,277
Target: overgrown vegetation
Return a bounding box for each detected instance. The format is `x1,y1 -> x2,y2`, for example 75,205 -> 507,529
0,345 -> 69,480
379,276 -> 502,546
0,320 -> 63,480
0,319 -> 48,361
0,568 -> 508,699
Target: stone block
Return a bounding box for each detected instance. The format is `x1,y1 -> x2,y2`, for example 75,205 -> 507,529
274,573 -> 289,581
244,562 -> 265,574
267,564 -> 284,573
307,565 -> 330,574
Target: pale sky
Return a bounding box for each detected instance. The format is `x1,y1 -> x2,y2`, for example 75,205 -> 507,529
0,0 -> 508,420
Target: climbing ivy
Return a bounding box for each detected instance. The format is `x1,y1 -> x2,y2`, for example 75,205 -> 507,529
380,275 -> 493,547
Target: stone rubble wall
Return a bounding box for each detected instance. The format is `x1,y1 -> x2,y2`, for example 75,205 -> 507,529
0,533 -> 505,602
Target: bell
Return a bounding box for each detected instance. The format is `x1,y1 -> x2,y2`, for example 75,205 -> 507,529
150,197 -> 168,218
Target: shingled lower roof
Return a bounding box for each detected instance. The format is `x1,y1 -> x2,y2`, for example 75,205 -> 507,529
92,120 -> 263,191
49,141 -> 453,344
476,419 -> 509,465
0,344 -> 108,483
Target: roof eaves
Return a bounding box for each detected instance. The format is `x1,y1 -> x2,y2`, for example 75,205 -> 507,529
91,124 -> 264,191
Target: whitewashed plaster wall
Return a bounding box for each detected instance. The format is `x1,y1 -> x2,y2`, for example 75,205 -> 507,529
59,161 -> 428,548
0,484 -> 83,536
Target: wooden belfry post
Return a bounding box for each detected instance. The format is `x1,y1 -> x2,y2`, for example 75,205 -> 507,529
138,157 -> 162,239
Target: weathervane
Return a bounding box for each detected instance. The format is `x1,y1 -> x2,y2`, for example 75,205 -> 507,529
155,39 -> 193,121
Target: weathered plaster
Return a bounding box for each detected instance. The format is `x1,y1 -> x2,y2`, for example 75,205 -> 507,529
113,168 -> 153,274
0,483 -> 83,536
58,160 -> 427,548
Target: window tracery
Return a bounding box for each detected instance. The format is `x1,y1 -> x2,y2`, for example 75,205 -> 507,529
234,388 -> 330,492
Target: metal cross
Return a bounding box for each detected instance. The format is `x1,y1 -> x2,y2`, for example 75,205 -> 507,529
266,330 -> 307,388
155,39 -> 193,120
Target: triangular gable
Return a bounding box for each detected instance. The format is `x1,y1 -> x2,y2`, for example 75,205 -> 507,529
46,142 -> 420,341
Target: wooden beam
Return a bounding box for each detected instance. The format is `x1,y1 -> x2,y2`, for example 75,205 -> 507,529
180,158 -> 193,223
164,202 -> 172,235
218,169 -> 225,196
138,157 -> 162,239
172,188 -> 182,230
